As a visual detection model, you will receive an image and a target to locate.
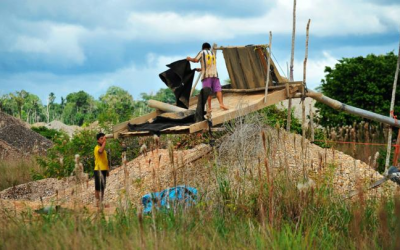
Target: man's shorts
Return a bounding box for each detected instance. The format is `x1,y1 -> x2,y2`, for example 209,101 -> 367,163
202,77 -> 222,93
94,170 -> 108,191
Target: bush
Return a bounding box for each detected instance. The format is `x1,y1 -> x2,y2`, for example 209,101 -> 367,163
31,126 -> 68,142
34,129 -> 139,179
257,105 -> 302,134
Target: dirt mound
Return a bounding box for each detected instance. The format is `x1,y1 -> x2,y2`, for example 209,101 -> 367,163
0,111 -> 53,156
1,126 -> 398,213
0,177 -> 76,201
0,140 -> 21,160
32,120 -> 81,138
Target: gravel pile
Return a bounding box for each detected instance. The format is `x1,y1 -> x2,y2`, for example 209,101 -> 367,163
0,177 -> 76,201
0,140 -> 21,160
1,126 -> 398,212
32,120 -> 81,138
0,111 -> 53,156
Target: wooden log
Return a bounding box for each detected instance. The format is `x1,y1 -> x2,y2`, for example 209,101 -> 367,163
148,100 -> 187,113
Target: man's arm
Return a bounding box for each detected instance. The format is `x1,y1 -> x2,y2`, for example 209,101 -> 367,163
98,139 -> 106,154
186,56 -> 199,63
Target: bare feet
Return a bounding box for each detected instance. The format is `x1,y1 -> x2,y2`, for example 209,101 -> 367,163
220,105 -> 229,110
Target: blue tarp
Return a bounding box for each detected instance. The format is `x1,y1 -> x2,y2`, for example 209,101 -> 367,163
142,185 -> 197,214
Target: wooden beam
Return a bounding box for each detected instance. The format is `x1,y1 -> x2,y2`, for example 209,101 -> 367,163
212,88 -> 288,126
189,120 -> 208,133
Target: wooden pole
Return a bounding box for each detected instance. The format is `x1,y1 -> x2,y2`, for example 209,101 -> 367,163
287,0 -> 296,131
190,72 -> 202,97
264,31 -> 272,103
302,19 -> 311,180
393,131 -> 400,167
384,36 -> 400,173
310,102 -> 314,142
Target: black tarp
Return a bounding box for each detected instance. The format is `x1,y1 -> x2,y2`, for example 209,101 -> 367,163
128,88 -> 212,134
159,59 -> 195,109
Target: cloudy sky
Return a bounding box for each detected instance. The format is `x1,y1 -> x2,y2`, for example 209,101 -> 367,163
1,0 -> 399,104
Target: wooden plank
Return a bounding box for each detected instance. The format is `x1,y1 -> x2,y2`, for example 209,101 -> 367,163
221,81 -> 302,93
189,121 -> 208,133
215,44 -> 268,50
246,46 -> 265,88
211,88 -> 288,126
224,48 -> 247,89
236,48 -> 257,89
232,48 -> 247,89
223,49 -> 238,89
255,47 -> 271,85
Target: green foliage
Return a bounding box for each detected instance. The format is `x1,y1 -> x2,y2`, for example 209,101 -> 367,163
141,88 -> 176,104
31,126 -> 68,142
316,52 -> 400,127
98,86 -> 135,128
257,105 -> 302,134
62,91 -> 97,125
34,130 -> 125,179
376,147 -> 394,174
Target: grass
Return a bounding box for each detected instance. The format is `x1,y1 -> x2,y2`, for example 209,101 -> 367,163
0,158 -> 43,191
1,180 -> 400,249
1,114 -> 400,249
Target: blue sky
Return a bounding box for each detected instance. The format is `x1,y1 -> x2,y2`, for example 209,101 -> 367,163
1,0 -> 399,104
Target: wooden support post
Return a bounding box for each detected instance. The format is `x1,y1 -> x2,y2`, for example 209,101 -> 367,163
287,0 -> 296,132
302,19 -> 311,180
264,31 -> 272,103
393,130 -> 400,167
190,72 -> 202,97
385,36 -> 400,173
310,103 -> 314,142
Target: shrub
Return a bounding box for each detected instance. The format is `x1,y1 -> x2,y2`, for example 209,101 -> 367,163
34,129 -> 139,179
31,126 -> 68,142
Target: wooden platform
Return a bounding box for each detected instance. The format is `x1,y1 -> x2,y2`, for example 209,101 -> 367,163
113,84 -> 300,138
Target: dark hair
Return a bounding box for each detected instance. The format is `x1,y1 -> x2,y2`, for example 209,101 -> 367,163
202,42 -> 211,50
96,132 -> 105,140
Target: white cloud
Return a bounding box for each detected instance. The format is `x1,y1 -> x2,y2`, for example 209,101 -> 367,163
0,53 -> 186,102
122,0 -> 400,42
10,22 -> 86,65
292,51 -> 338,90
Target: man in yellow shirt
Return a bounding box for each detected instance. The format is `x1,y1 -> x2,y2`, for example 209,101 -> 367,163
94,132 -> 109,207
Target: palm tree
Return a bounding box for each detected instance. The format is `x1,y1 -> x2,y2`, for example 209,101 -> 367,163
47,92 -> 56,123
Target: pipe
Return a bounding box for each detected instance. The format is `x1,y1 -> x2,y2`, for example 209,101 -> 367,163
306,90 -> 400,128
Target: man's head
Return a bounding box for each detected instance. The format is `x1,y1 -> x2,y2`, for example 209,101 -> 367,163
97,132 -> 106,144
202,42 -> 211,50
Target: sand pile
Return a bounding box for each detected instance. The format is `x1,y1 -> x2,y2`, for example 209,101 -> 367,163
0,111 -> 53,158
32,120 -> 81,138
1,125 -> 398,215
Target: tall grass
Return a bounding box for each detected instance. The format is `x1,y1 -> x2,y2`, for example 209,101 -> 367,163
1,114 -> 400,249
1,179 -> 400,249
0,158 -> 43,191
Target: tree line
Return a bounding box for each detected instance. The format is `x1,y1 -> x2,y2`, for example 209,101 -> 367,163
0,86 -> 177,126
